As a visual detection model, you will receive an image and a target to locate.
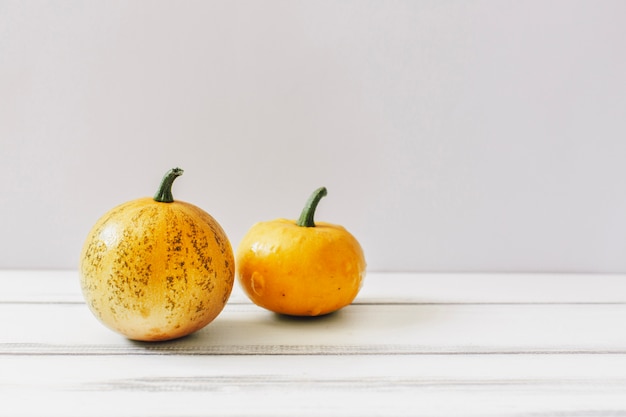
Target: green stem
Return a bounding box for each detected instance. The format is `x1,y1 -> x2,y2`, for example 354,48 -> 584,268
296,187 -> 328,227
154,168 -> 184,203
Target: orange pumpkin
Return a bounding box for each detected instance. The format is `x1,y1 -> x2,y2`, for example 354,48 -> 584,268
236,187 -> 366,316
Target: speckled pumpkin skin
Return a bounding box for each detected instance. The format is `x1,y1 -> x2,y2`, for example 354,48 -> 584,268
236,219 -> 366,316
79,197 -> 234,342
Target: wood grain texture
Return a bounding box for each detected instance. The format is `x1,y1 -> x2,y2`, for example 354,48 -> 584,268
2,303 -> 626,355
3,355 -> 626,417
1,271 -> 626,417
3,270 -> 626,304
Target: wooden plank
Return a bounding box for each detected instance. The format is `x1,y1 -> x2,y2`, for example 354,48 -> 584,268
2,271 -> 626,417
2,354 -> 626,417
0,270 -> 84,304
2,270 -> 626,304
2,302 -> 626,355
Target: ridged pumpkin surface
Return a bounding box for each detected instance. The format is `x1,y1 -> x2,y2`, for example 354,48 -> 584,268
79,197 -> 234,341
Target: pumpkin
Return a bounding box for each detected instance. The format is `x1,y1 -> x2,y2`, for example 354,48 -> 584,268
236,187 -> 366,316
79,168 -> 234,341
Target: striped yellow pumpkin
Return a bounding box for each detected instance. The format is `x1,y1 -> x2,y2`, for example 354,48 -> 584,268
79,168 -> 234,341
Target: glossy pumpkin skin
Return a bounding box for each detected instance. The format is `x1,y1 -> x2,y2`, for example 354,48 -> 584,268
80,197 -> 234,342
236,219 -> 366,316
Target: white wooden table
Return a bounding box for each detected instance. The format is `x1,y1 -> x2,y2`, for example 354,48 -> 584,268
2,270 -> 626,416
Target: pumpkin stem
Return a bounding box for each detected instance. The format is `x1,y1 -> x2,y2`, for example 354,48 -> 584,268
296,187 -> 327,227
154,168 -> 184,203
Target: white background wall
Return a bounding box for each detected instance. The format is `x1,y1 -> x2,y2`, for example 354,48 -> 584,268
1,0 -> 626,272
